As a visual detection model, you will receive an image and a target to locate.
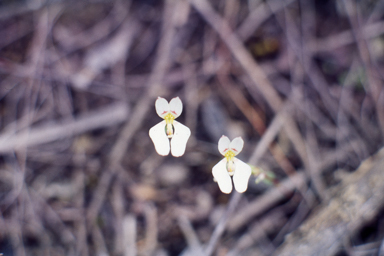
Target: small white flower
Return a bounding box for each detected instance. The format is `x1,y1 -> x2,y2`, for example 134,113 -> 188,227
212,136 -> 251,194
149,97 -> 191,157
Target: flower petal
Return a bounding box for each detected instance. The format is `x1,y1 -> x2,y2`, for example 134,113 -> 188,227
155,97 -> 170,118
218,135 -> 231,156
229,137 -> 244,156
232,158 -> 251,193
170,121 -> 191,157
212,158 -> 232,194
149,120 -> 170,156
169,97 -> 183,118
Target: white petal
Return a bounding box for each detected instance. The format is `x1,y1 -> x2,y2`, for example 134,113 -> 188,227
232,158 -> 251,193
149,120 -> 170,156
218,135 -> 230,156
170,121 -> 191,157
169,97 -> 183,118
212,159 -> 232,194
229,137 -> 244,156
155,97 -> 170,118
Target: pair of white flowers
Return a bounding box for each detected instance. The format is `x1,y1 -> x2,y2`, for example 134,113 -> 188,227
149,97 -> 251,194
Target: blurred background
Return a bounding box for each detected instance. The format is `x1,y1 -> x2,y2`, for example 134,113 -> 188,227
0,0 -> 384,255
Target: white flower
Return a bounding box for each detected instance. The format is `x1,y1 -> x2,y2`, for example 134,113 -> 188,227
212,136 -> 251,194
149,97 -> 191,157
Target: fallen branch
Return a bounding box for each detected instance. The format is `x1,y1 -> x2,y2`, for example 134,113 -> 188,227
274,147 -> 384,256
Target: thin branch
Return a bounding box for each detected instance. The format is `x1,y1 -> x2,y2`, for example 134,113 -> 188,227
86,0 -> 180,233
203,192 -> 242,256
189,0 -> 310,173
0,103 -> 129,153
123,215 -> 137,256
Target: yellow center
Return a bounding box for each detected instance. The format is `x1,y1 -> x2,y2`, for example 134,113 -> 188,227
164,113 -> 175,125
224,150 -> 235,162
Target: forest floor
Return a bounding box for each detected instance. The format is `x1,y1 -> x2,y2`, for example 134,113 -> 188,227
0,0 -> 384,255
